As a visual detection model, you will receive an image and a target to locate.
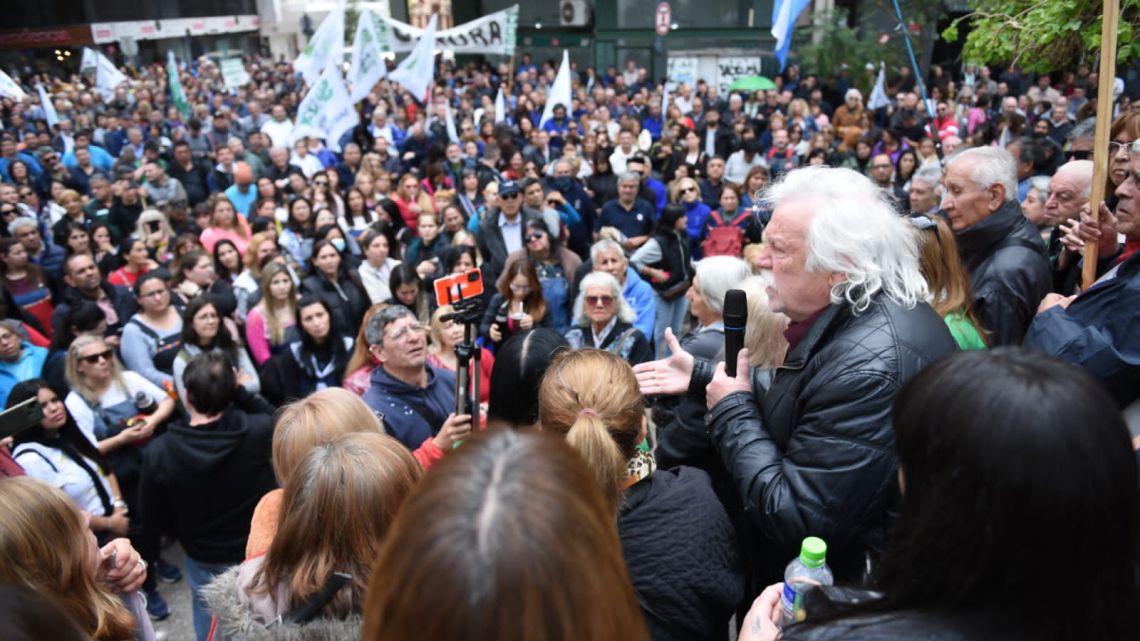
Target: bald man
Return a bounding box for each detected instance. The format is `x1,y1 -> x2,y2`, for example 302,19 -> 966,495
1047,160 -> 1096,292
223,162 -> 257,217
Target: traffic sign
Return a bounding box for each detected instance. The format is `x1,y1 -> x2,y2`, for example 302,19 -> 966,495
656,2 -> 672,37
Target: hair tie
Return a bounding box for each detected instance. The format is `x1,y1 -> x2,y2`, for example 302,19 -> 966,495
577,408 -> 599,418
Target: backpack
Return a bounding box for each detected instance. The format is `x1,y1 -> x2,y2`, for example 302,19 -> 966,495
702,210 -> 746,257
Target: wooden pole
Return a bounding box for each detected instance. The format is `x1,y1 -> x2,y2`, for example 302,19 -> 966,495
1082,0 -> 1120,290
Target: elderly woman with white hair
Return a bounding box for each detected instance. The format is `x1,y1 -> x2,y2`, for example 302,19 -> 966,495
654,256 -> 759,496
564,272 -> 653,366
832,88 -> 866,152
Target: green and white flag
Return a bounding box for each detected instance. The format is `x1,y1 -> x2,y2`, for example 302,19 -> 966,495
293,65 -> 359,153
294,0 -> 346,87
388,13 -> 437,104
167,51 -> 189,119
0,70 -> 27,101
348,8 -> 391,103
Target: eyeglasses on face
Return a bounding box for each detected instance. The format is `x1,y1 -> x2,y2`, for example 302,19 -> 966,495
79,349 -> 113,364
586,295 -> 614,307
526,231 -> 545,242
385,323 -> 429,343
500,192 -> 520,200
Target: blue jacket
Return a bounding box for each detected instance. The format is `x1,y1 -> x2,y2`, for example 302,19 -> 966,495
0,343 -> 48,407
362,365 -> 457,452
683,200 -> 712,259
1024,251 -> 1140,408
624,267 -> 657,342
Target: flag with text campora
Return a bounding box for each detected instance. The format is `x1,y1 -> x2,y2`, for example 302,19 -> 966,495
293,65 -> 359,153
167,51 -> 190,119
349,8 -> 391,103
771,0 -> 811,72
295,0 -> 346,87
388,13 -> 438,103
539,50 -> 571,127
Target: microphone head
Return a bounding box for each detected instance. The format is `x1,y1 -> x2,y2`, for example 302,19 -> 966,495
722,289 -> 748,329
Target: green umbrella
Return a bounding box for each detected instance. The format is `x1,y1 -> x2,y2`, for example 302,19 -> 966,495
728,75 -> 777,92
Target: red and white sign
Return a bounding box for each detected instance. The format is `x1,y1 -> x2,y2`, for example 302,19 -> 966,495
656,2 -> 672,37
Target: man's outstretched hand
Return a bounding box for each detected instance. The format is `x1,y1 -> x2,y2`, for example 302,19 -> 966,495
633,328 -> 695,397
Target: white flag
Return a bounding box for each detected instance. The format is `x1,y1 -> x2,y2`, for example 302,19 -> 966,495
80,48 -> 98,74
293,65 -> 359,153
494,86 -> 506,124
661,78 -> 671,114
37,84 -> 58,127
94,52 -> 128,100
868,62 -> 890,111
539,50 -> 571,127
294,0 -> 346,87
444,100 -> 459,143
0,70 -> 27,101
389,14 -> 437,104
348,9 -> 390,102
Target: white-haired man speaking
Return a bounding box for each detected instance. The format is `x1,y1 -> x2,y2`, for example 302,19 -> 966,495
635,167 -> 957,585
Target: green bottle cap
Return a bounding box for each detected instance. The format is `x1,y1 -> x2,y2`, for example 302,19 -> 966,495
800,536 -> 827,568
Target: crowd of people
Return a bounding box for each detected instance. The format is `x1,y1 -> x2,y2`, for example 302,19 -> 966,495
0,47 -> 1138,641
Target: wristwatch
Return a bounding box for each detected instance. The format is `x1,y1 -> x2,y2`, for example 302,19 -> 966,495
113,498 -> 129,511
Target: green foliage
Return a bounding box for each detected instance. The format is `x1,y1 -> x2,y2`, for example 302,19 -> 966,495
942,0 -> 1140,73
793,12 -> 904,88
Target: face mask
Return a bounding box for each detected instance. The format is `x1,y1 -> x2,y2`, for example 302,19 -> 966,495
331,238 -> 346,253
553,176 -> 573,192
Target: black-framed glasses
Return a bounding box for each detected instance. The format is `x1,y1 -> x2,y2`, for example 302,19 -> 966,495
526,231 -> 546,242
500,192 -> 520,200
79,349 -> 113,364
680,186 -> 697,194
1067,149 -> 1093,161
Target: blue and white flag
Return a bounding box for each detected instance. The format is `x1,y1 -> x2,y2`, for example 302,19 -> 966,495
771,0 -> 811,72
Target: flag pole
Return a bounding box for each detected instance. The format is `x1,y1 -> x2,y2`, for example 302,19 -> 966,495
1081,0 -> 1120,290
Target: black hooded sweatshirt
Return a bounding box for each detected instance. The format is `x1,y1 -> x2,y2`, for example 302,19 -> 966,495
139,391 -> 276,564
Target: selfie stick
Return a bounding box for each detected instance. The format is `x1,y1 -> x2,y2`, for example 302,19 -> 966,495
440,286 -> 484,428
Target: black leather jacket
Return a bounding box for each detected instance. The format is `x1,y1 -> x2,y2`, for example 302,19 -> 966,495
955,200 -> 1051,346
690,297 -> 956,584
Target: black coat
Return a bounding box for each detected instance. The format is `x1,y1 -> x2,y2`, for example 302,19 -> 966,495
955,200 -> 1051,346
619,467 -> 744,641
51,281 -> 139,338
138,391 -> 277,564
476,209 -> 537,287
693,297 -> 956,585
301,273 -> 370,337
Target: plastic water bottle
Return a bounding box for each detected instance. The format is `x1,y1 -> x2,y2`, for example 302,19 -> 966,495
780,536 -> 834,628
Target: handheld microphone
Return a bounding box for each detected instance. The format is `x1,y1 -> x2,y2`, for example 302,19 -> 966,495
722,289 -> 748,378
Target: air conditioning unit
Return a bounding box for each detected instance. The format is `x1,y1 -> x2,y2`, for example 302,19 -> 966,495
560,0 -> 591,27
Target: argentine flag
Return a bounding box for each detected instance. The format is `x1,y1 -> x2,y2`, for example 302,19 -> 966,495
771,0 -> 812,72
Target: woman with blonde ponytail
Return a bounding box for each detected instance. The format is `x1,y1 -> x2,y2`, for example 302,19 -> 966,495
539,349 -> 744,641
